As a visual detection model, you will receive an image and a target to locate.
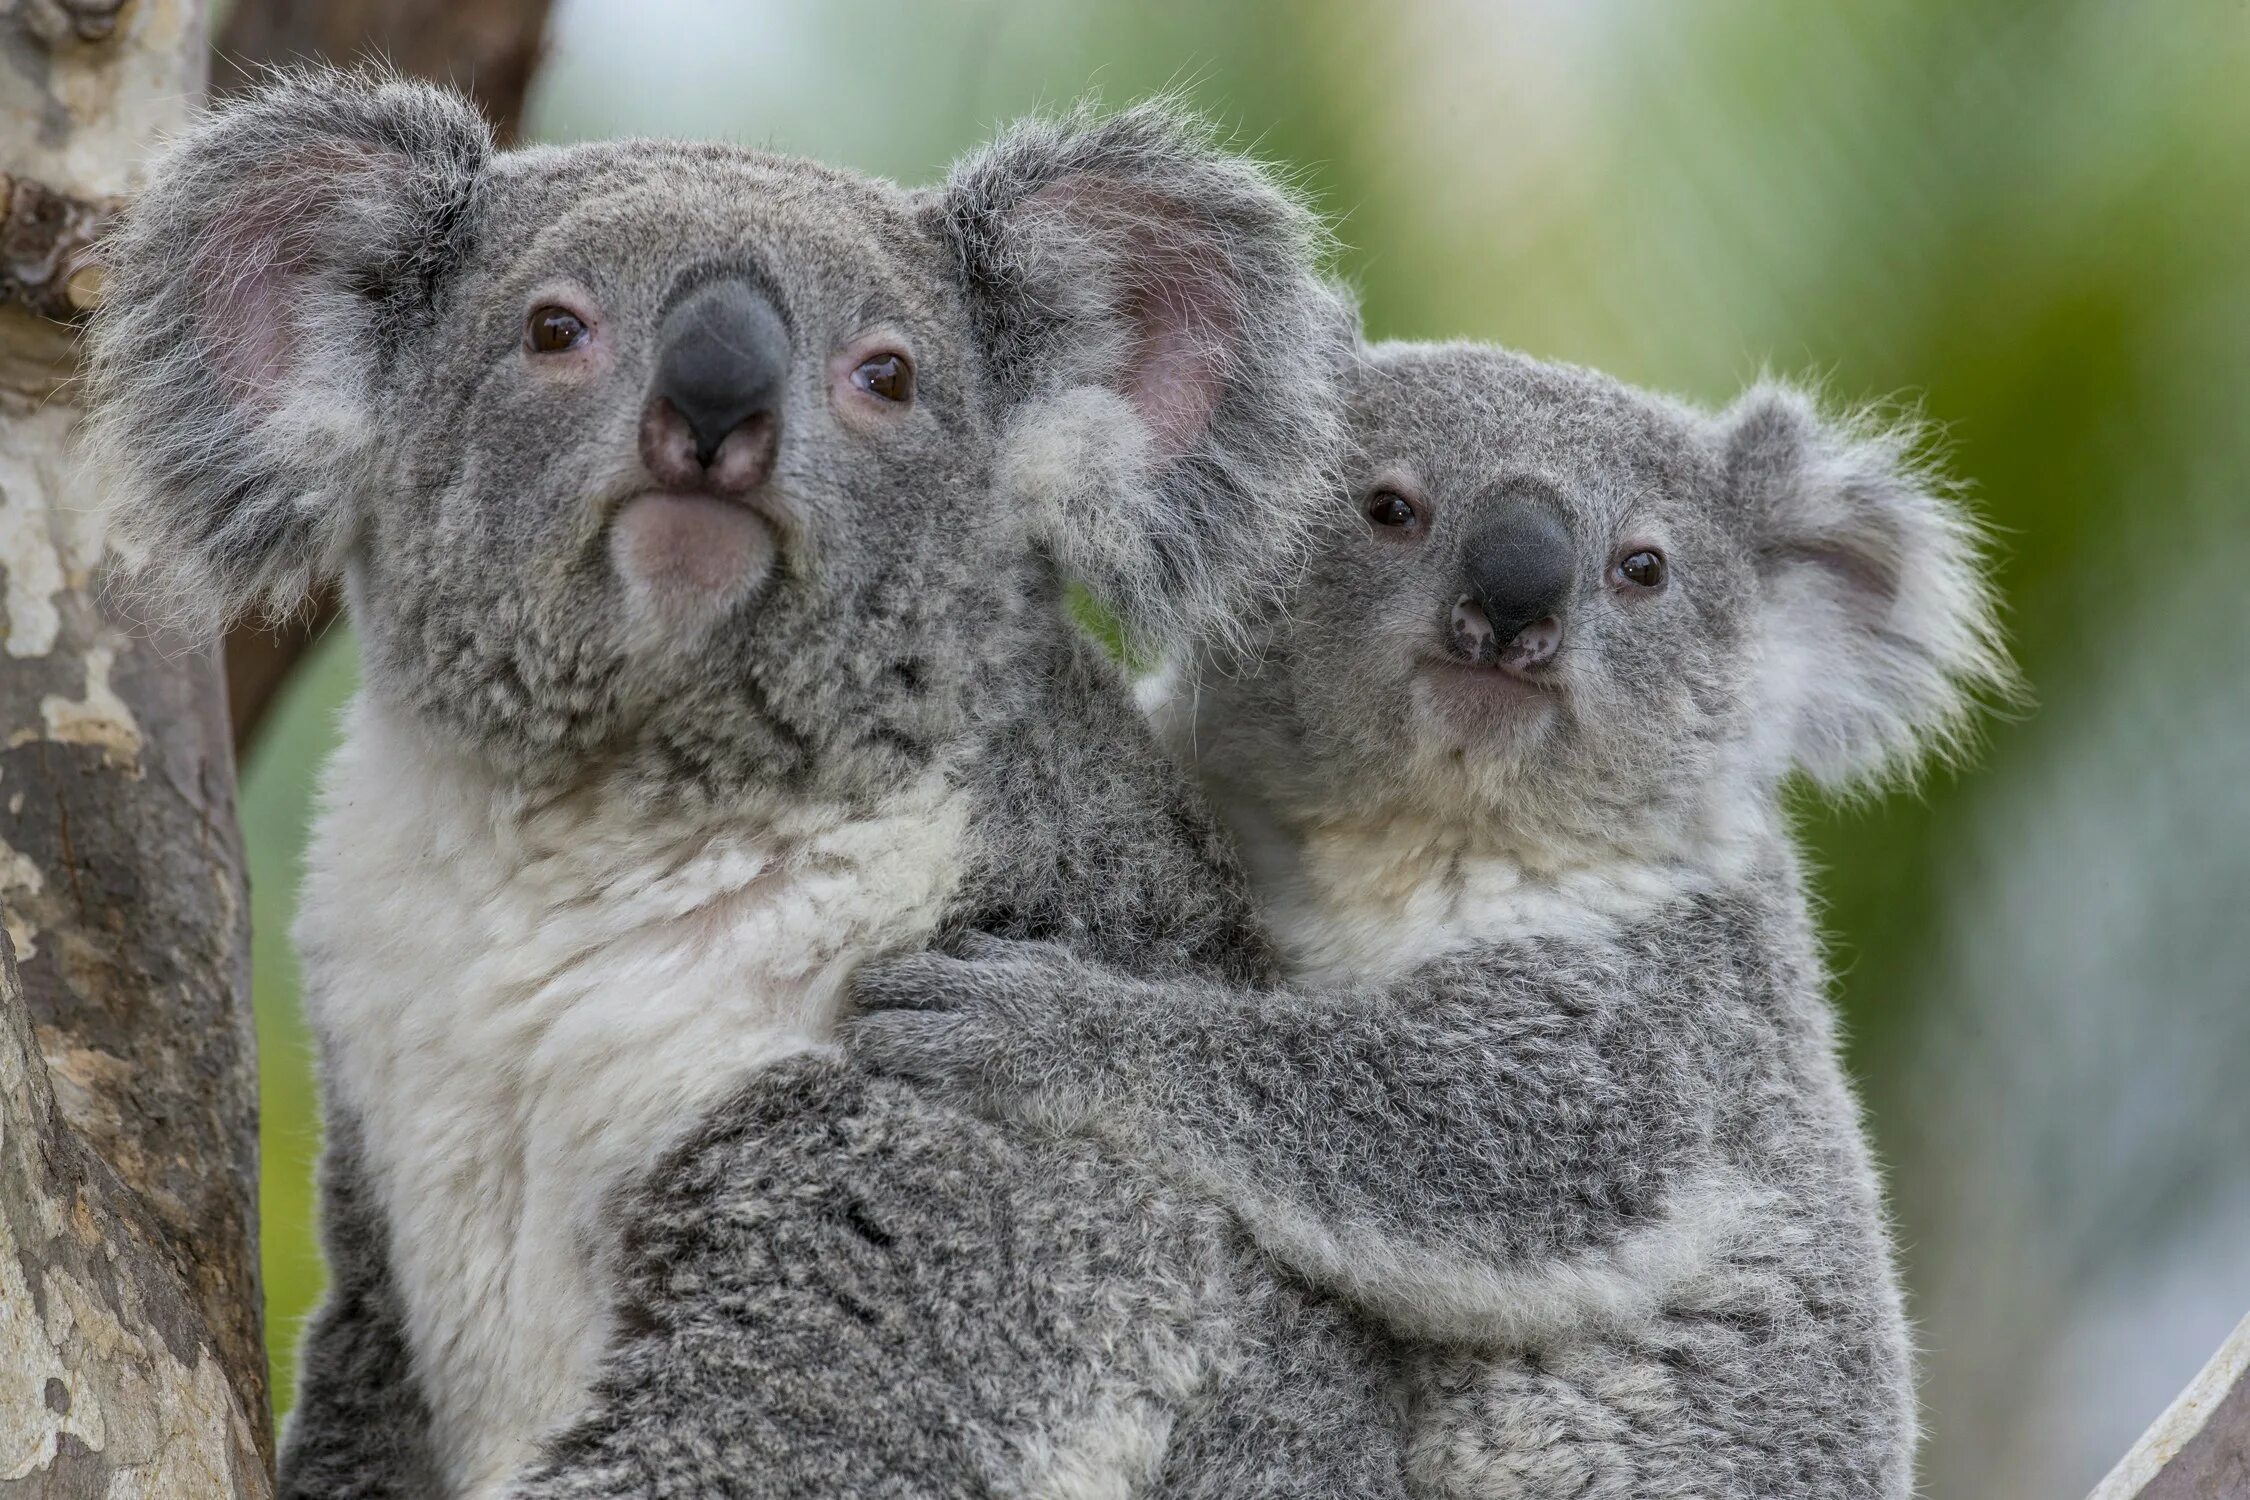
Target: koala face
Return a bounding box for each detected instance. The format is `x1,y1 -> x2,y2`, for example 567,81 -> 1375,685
352,143 -> 1007,801
1182,342 -> 2011,862
89,73 -> 1347,807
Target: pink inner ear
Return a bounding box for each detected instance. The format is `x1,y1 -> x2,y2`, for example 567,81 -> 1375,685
199,233 -> 295,407
192,141 -> 400,410
1121,253 -> 1233,454
1029,178 -> 1238,456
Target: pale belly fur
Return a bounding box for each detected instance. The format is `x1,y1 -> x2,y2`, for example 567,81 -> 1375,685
1242,809 -> 1729,986
296,696 -> 967,1498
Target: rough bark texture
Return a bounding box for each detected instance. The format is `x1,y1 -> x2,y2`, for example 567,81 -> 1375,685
0,0 -> 271,1488
1,930 -> 265,1497
213,0 -> 555,751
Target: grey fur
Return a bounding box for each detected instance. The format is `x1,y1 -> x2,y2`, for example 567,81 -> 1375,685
86,69 -> 1394,1497
853,342 -> 2015,1497
506,1057 -> 1408,1500
276,1112 -> 444,1500
87,71 -> 1347,809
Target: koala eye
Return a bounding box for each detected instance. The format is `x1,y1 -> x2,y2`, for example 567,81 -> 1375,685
1613,549 -> 1667,590
851,351 -> 914,404
1366,491 -> 1419,530
526,305 -> 589,353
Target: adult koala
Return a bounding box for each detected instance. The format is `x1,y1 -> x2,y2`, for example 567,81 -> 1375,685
85,70 -> 1390,1498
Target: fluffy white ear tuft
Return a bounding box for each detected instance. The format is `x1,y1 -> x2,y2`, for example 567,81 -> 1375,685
1716,382 -> 2018,792
936,99 -> 1354,654
82,67 -> 491,634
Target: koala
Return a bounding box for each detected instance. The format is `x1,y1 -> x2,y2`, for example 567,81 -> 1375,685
86,70 -> 1405,1499
851,340 -> 2015,1498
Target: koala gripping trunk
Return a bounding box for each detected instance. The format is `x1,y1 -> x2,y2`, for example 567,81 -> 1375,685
0,1 -> 271,1491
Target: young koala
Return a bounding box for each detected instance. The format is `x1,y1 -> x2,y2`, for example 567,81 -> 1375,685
87,70 -> 1402,1498
853,340 -> 2014,1498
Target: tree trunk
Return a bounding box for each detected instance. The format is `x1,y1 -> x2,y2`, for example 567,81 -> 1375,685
1,930 -> 264,1496
0,2 -> 272,1491
214,0 -> 555,752
2089,1312 -> 2250,1500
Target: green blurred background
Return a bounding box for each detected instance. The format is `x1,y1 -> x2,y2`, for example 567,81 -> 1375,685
240,4 -> 2250,1495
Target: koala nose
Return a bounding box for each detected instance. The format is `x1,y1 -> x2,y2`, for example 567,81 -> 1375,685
642,279 -> 787,492
1449,508 -> 1574,673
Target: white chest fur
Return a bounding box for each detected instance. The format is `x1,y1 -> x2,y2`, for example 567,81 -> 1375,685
1234,808 -> 1712,987
296,697 -> 967,1498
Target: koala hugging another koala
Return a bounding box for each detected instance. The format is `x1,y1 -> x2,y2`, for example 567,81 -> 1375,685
85,67 -> 2010,1500
855,342 -> 2013,1498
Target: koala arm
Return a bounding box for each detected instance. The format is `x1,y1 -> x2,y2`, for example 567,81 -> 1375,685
849,893 -> 1767,1345
504,1053 -> 1251,1500
277,1111 -> 447,1500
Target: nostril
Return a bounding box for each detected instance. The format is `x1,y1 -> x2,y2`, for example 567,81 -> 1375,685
1449,597 -> 1496,665
1500,615 -> 1562,672
1448,596 -> 1563,674
639,398 -> 778,496
705,413 -> 777,496
639,397 -> 703,489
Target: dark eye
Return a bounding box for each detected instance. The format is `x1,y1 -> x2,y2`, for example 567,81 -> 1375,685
852,351 -> 914,404
1367,491 -> 1419,529
1614,549 -> 1667,590
526,305 -> 588,353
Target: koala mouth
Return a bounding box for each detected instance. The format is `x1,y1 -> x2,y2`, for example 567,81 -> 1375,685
1415,655 -> 1558,738
1420,656 -> 1553,695
608,490 -> 778,638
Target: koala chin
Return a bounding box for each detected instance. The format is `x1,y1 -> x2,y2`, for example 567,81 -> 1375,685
854,342 -> 2015,1499
607,492 -> 778,642
86,69 -> 1393,1500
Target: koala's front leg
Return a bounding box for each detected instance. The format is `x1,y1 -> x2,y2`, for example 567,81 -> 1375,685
849,901 -> 1767,1345
279,1112 -> 446,1500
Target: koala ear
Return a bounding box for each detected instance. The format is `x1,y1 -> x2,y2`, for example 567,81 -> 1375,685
83,68 -> 492,631
933,100 -> 1351,650
1715,382 -> 2016,792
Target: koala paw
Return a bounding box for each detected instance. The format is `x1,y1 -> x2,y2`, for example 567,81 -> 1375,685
845,937 -> 1092,1110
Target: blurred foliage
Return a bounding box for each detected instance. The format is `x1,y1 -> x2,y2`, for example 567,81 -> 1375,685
244,4 -> 2250,1492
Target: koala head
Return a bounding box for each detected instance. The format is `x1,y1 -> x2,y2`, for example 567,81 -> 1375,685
1168,342 -> 2014,865
86,70 -> 1345,807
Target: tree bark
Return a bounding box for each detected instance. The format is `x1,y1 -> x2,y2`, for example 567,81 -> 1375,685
0,0 -> 271,1490
1,930 -> 265,1497
213,0 -> 554,752
2089,1312 -> 2250,1500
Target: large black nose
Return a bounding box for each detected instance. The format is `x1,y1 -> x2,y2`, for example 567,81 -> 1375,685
1448,506 -> 1575,671
650,279 -> 787,465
